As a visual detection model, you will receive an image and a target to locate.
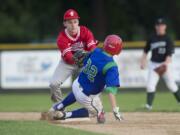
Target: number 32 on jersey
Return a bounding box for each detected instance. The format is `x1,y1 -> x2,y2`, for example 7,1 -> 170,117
83,59 -> 97,82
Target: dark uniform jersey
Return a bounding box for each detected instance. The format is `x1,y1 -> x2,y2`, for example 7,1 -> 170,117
144,34 -> 174,62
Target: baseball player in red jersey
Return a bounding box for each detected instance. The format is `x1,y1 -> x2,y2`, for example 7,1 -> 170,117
50,9 -> 98,102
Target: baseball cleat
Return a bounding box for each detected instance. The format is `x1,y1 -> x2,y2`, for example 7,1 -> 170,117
47,109 -> 66,120
53,111 -> 66,120
97,111 -> 105,124
145,104 -> 152,110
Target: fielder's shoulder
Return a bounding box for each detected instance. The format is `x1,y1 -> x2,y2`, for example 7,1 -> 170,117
57,30 -> 68,45
80,25 -> 92,33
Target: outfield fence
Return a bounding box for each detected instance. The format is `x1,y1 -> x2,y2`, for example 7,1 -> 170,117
0,41 -> 180,90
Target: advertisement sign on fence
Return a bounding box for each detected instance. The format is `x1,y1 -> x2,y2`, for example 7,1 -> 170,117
114,49 -> 180,87
1,49 -> 180,89
114,50 -> 148,88
1,50 -> 72,89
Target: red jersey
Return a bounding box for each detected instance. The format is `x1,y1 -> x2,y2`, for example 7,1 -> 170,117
57,26 -> 97,65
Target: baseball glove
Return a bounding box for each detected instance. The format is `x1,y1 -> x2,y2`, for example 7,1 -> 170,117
154,64 -> 167,76
73,50 -> 89,68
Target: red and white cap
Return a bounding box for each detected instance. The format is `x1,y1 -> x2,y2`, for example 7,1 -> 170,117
103,35 -> 123,55
63,9 -> 80,20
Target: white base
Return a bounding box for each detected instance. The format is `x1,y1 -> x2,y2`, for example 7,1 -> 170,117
51,117 -> 91,124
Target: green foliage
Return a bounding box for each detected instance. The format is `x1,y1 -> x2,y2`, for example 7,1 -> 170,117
0,0 -> 180,42
0,0 -> 61,42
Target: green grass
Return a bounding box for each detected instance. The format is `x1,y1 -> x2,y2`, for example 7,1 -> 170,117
0,120 -> 104,135
0,91 -> 179,135
103,91 -> 180,112
0,93 -> 51,112
0,91 -> 180,112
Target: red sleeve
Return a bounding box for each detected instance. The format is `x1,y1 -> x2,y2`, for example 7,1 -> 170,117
63,52 -> 75,64
57,33 -> 75,65
82,26 -> 97,51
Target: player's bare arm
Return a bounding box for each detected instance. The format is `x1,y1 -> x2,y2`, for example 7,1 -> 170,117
107,90 -> 123,121
140,52 -> 148,69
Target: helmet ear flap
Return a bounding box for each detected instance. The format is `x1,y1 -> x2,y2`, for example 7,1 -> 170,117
116,41 -> 123,54
103,35 -> 123,55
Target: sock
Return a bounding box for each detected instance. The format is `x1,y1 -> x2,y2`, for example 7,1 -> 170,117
65,108 -> 89,118
54,92 -> 76,110
147,92 -> 155,106
173,90 -> 180,102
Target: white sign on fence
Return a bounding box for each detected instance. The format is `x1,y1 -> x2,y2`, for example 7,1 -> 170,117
172,48 -> 180,83
114,49 -> 148,88
114,48 -> 180,87
1,50 -> 72,89
1,49 -> 180,89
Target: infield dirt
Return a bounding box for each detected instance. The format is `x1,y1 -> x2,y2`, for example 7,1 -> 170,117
0,112 -> 180,135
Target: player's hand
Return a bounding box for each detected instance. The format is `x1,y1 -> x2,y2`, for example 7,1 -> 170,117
140,54 -> 147,69
113,107 -> 123,121
140,59 -> 146,69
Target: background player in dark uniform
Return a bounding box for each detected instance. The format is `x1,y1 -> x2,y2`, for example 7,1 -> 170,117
140,18 -> 180,110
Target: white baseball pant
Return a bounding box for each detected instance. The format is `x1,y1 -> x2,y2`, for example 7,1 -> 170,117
72,78 -> 103,117
147,61 -> 178,93
49,59 -> 78,102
